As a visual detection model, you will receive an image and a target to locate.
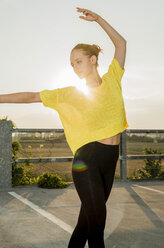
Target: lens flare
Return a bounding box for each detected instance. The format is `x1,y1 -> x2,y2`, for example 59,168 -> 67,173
72,159 -> 88,172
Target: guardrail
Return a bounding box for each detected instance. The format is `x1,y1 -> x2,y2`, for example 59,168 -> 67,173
0,120 -> 164,188
120,129 -> 164,180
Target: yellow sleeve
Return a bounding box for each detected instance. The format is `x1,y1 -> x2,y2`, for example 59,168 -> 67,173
106,57 -> 125,83
40,88 -> 59,110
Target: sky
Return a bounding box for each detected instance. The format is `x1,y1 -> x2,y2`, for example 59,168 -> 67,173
0,0 -> 164,130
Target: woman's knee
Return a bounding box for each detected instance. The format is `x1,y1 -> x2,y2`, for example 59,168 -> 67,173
88,222 -> 105,239
87,208 -> 106,232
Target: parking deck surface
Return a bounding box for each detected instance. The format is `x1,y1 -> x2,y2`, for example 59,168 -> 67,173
0,180 -> 164,248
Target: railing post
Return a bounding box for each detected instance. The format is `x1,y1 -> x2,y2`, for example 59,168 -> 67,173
120,130 -> 127,181
0,120 -> 12,189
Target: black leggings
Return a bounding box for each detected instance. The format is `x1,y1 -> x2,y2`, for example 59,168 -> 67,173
68,141 -> 119,248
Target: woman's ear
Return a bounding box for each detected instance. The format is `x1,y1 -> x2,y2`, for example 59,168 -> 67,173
90,55 -> 97,65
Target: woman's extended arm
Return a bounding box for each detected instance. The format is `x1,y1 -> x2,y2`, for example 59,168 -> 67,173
76,7 -> 126,69
0,92 -> 41,103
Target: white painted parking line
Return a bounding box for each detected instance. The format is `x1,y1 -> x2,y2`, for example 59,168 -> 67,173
132,184 -> 164,194
8,191 -> 74,234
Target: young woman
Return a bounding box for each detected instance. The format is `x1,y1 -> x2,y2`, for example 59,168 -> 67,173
0,7 -> 128,248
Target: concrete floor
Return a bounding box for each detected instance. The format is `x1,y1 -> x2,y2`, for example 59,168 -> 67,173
0,180 -> 164,248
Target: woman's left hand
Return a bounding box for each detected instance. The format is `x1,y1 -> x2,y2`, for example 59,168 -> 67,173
76,7 -> 100,22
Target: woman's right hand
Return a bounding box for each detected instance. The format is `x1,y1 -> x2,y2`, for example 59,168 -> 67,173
76,7 -> 101,22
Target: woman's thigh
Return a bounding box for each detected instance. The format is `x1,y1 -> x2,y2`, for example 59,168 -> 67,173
94,142 -> 120,201
72,142 -> 107,228
72,141 -> 119,204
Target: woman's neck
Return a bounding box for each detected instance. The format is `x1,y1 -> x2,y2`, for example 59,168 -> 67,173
85,70 -> 102,88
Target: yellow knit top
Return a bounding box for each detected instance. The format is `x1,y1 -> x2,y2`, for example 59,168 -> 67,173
40,57 -> 129,155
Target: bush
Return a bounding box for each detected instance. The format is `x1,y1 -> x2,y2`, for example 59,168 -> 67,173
12,164 -> 25,186
136,147 -> 163,179
12,163 -> 39,186
11,139 -> 39,186
38,172 -> 69,189
159,170 -> 164,179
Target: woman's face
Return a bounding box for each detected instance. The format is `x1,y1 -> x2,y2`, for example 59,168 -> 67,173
70,49 -> 95,79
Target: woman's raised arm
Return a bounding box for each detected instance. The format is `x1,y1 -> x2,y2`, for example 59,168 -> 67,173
76,7 -> 126,69
0,92 -> 41,103
77,7 -> 126,46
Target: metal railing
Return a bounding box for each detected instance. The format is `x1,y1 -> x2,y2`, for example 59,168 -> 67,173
0,120 -> 164,188
12,128 -> 164,181
120,129 -> 164,180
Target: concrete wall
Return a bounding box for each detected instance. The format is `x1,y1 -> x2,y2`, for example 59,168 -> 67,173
0,120 -> 12,189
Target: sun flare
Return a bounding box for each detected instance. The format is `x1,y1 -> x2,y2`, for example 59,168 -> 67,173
55,67 -> 92,98
75,82 -> 91,96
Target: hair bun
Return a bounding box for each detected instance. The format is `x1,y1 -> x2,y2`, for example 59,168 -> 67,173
71,43 -> 103,67
91,44 -> 103,56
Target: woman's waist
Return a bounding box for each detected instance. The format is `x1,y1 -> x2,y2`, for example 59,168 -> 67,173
96,132 -> 121,145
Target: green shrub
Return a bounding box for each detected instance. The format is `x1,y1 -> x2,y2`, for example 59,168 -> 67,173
38,172 -> 69,189
12,163 -> 39,186
159,170 -> 164,179
136,147 -> 163,179
12,140 -> 22,158
12,164 -> 25,186
11,139 -> 39,186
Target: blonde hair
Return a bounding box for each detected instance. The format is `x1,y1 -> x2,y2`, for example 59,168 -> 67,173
71,43 -> 103,67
